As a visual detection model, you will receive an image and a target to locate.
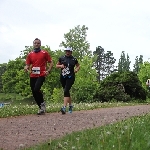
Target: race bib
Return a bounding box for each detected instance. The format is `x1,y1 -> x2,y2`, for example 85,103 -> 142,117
62,67 -> 70,76
32,67 -> 40,74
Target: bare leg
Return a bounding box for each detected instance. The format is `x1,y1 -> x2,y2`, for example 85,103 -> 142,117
68,97 -> 71,105
64,97 -> 70,107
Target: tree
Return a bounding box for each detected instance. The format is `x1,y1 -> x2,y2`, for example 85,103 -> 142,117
125,54 -> 131,71
138,61 -> 150,90
71,55 -> 99,103
118,51 -> 131,72
133,55 -> 143,74
104,51 -> 116,76
42,48 -> 64,101
139,55 -> 143,64
0,63 -> 7,92
1,46 -> 62,100
60,25 -> 91,60
2,46 -> 35,95
96,71 -> 146,102
93,46 -> 116,81
93,46 -> 105,82
118,51 -> 126,72
2,58 -> 25,93
133,56 -> 139,74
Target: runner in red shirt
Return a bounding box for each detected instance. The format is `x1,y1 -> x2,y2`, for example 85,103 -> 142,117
24,38 -> 53,115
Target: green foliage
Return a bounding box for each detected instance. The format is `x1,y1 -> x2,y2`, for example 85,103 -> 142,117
0,93 -> 20,101
2,58 -> 25,93
20,46 -> 33,59
138,55 -> 143,64
15,69 -> 31,97
138,61 -> 150,93
133,55 -> 143,74
96,71 -> 146,102
71,56 -> 99,103
0,63 -> 7,92
138,61 -> 150,88
93,46 -> 116,81
2,25 -> 146,104
2,46 -> 36,95
40,47 -> 62,100
60,25 -> 91,60
1,25 -> 98,103
118,51 -> 131,72
2,46 -> 35,94
1,46 -> 63,100
50,88 -> 63,103
97,81 -> 130,102
119,71 -> 146,100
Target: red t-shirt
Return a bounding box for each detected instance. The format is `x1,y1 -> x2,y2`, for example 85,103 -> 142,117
26,50 -> 52,77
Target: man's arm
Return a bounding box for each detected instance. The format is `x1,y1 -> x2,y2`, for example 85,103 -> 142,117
47,60 -> 53,73
24,53 -> 31,72
24,64 -> 30,72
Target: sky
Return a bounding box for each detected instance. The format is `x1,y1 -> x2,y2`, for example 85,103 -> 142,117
0,0 -> 150,69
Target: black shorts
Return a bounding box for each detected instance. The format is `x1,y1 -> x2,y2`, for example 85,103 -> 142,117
60,75 -> 75,89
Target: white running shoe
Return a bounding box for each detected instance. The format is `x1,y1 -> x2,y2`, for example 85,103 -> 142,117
37,102 -> 46,115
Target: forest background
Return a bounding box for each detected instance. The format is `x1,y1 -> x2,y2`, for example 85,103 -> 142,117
0,25 -> 150,104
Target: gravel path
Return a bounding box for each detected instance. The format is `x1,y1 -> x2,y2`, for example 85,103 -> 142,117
0,105 -> 150,150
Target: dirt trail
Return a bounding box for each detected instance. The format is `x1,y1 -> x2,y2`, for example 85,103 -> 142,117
0,105 -> 150,150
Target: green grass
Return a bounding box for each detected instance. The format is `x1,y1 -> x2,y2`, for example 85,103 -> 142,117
0,93 -> 149,118
0,92 -> 149,118
1,93 -> 150,149
0,93 -> 35,105
0,93 -> 27,101
25,114 -> 150,150
0,101 -> 148,118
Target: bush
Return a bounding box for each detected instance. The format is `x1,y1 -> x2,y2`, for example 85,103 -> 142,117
50,88 -> 63,103
95,71 -> 146,102
70,56 -> 99,103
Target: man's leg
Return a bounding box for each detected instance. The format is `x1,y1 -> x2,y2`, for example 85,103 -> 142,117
30,77 -> 41,108
34,76 -> 45,114
34,77 -> 45,104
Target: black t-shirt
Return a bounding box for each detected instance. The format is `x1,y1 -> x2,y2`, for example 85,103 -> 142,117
58,55 -> 78,77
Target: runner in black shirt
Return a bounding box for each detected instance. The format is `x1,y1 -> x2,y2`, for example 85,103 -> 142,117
56,47 -> 80,114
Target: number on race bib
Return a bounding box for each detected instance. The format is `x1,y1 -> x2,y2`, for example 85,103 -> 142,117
62,67 -> 70,76
32,67 -> 40,74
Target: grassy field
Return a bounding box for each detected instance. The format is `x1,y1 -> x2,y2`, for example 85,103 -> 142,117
0,93 -> 35,105
0,93 -> 149,118
25,114 -> 150,150
0,99 -> 147,118
1,93 -> 150,150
